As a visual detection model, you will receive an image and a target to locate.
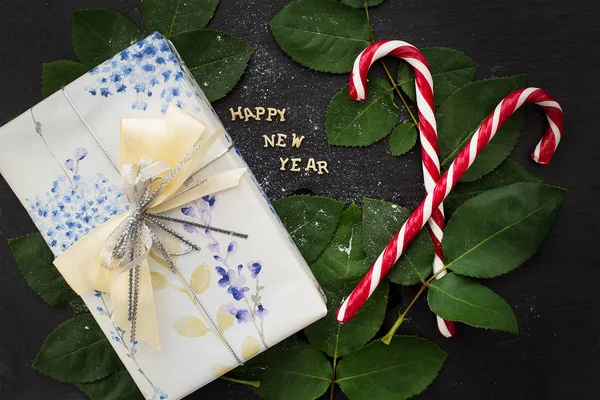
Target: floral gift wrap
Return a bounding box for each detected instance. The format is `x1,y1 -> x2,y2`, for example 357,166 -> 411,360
0,33 -> 327,400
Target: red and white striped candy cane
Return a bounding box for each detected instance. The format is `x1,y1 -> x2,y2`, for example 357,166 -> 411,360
350,40 -> 455,337
337,87 -> 564,323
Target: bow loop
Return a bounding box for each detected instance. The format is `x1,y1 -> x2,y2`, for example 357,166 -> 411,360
54,105 -> 247,349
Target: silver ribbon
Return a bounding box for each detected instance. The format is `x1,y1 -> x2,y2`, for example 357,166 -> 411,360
62,87 -> 247,364
100,160 -> 168,275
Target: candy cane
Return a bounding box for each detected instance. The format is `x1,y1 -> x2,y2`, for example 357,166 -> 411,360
350,40 -> 455,337
337,87 -> 564,323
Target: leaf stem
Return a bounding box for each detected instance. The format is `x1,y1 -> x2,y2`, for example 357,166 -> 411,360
221,375 -> 261,388
364,0 -> 375,43
330,345 -> 338,400
363,0 -> 419,127
381,62 -> 420,127
381,281 -> 429,344
381,315 -> 404,345
381,263 -> 453,344
428,265 -> 449,283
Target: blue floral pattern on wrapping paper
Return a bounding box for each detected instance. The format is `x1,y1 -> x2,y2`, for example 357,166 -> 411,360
95,290 -> 168,399
181,194 -> 269,347
86,32 -> 204,114
25,147 -> 128,253
26,147 -> 165,397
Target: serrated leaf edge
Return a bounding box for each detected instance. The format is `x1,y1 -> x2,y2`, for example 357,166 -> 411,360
325,80 -> 398,147
361,197 -> 429,285
267,0 -> 370,74
445,182 -> 566,278
428,278 -> 519,333
71,8 -> 143,67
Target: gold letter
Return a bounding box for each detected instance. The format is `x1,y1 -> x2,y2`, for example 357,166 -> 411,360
276,108 -> 287,122
291,133 -> 305,148
290,158 -> 302,172
244,107 -> 256,121
276,134 -> 287,147
317,161 -> 329,174
255,107 -> 265,120
266,108 -> 278,121
229,107 -> 243,121
279,157 -> 289,171
305,158 -> 318,172
263,135 -> 275,148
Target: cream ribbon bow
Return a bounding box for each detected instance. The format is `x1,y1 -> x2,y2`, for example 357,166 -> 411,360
54,105 -> 246,348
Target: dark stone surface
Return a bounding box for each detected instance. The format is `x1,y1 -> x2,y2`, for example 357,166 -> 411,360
0,0 -> 599,399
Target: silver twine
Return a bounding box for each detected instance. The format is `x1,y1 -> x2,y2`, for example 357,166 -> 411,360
61,87 -> 245,365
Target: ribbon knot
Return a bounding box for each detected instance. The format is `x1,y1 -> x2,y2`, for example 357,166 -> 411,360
54,105 -> 248,349
100,159 -> 173,275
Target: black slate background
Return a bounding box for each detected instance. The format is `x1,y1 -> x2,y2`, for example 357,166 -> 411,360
1,0 -> 599,399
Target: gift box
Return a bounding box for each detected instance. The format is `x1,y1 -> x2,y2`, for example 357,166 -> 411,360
0,32 -> 327,399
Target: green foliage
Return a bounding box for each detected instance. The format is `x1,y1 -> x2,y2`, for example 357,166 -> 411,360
48,3 -> 252,102
171,30 -> 254,102
33,314 -> 122,383
336,337 -> 447,400
305,204 -> 388,357
428,274 -> 518,332
23,1 -> 567,399
397,47 -> 478,106
77,369 -> 143,400
236,338 -> 333,400
362,198 -> 434,286
444,182 -> 565,278
309,204 -> 369,285
444,160 -> 539,216
72,10 -> 143,67
326,78 -> 400,146
42,61 -> 89,98
437,75 -> 527,181
269,0 -> 371,73
306,282 -> 388,358
142,0 -> 220,37
389,123 -> 417,156
340,0 -> 385,8
8,233 -> 80,308
273,195 -> 345,264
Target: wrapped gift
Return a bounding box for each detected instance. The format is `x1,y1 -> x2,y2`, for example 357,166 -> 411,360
0,32 -> 327,399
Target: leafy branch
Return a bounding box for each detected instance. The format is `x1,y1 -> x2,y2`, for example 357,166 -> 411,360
6,0 -> 567,400
42,1 -> 253,103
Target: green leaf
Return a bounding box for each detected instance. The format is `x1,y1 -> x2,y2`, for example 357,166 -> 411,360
72,10 -> 143,67
305,281 -> 388,358
438,75 -> 527,181
397,47 -> 478,106
326,78 -> 400,147
389,123 -> 417,156
33,314 -> 121,383
8,233 -> 80,308
142,0 -> 220,38
77,369 -> 143,400
42,61 -> 89,98
336,336 -> 447,400
428,273 -> 518,332
273,195 -> 345,264
444,160 -> 539,216
69,297 -> 89,313
340,0 -> 385,8
171,29 -> 254,102
305,204 -> 387,357
235,338 -> 333,400
309,203 -> 370,286
444,182 -> 565,278
269,0 -> 371,73
362,198 -> 434,286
